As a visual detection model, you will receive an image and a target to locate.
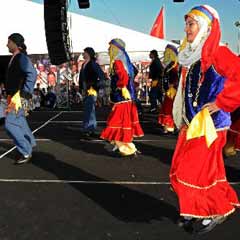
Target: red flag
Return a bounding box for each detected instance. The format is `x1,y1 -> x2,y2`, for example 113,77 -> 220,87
150,6 -> 165,39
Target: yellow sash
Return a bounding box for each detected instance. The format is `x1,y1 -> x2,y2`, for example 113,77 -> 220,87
122,87 -> 131,100
87,87 -> 97,96
151,80 -> 158,87
186,108 -> 217,147
7,91 -> 22,113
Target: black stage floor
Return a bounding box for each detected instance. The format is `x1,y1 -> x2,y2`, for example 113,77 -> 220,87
0,107 -> 239,240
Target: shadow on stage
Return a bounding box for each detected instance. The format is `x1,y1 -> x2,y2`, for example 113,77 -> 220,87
32,151 -> 178,224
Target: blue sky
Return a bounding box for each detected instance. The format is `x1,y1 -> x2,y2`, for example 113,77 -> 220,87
32,0 -> 240,53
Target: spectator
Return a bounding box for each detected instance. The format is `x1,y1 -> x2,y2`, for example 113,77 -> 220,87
45,87 -> 56,109
47,71 -> 56,87
32,88 -> 41,110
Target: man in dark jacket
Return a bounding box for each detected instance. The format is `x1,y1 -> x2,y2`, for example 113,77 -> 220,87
79,47 -> 105,136
149,49 -> 164,112
5,33 -> 37,164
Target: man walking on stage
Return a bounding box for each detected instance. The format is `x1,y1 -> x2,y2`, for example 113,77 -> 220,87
5,33 -> 37,164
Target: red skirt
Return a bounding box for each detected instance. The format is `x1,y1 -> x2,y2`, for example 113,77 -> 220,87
228,118 -> 240,150
100,101 -> 144,143
170,127 -> 239,218
158,96 -> 174,129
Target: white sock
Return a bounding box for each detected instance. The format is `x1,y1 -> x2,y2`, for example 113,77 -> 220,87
202,219 -> 212,226
112,146 -> 118,152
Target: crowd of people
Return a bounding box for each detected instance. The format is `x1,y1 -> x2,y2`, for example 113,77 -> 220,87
1,4 -> 240,236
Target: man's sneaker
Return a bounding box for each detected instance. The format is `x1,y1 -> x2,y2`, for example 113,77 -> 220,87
15,154 -> 32,165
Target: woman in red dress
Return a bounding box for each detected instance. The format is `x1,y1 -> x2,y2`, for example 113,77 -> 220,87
158,44 -> 179,133
170,5 -> 240,234
100,39 -> 144,156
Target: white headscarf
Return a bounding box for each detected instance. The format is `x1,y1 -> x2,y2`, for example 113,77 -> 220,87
173,5 -> 220,128
178,15 -> 210,67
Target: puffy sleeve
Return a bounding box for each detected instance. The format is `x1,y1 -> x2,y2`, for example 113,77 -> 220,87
213,46 -> 240,112
19,53 -> 37,95
114,60 -> 129,88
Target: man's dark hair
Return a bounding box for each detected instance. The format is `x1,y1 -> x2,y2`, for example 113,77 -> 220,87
8,33 -> 27,54
84,47 -> 96,61
150,49 -> 159,58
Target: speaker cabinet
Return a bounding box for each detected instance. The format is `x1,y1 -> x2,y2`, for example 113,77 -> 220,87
77,0 -> 90,9
44,0 -> 71,65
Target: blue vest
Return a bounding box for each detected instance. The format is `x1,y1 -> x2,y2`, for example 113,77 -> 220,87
110,74 -> 136,103
184,61 -> 231,129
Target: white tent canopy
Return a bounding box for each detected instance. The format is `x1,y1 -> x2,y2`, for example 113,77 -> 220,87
0,0 -> 175,56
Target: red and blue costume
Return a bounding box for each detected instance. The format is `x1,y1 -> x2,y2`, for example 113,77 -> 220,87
100,39 -> 143,156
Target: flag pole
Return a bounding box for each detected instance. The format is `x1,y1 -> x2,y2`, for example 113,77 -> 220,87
235,21 -> 240,55
163,4 -> 165,39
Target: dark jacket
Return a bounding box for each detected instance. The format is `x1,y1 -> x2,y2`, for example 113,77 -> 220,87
79,60 -> 105,93
6,53 -> 37,98
149,58 -> 164,80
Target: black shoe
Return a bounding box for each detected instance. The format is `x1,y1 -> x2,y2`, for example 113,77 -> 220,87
80,131 -> 91,138
193,216 -> 227,235
136,150 -> 142,155
0,118 -> 5,126
15,154 -> 32,165
85,131 -> 98,138
81,130 -> 97,138
177,217 -> 195,232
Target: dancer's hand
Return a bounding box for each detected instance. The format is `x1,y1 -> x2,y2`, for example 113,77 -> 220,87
5,102 -> 15,113
202,102 -> 220,115
166,85 -> 176,99
122,87 -> 131,100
